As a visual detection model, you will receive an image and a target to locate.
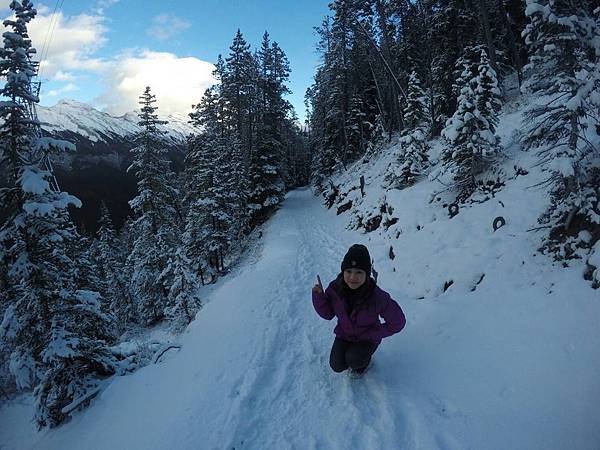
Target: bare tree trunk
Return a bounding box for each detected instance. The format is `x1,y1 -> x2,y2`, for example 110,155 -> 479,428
498,0 -> 523,85
367,58 -> 387,131
476,0 -> 498,73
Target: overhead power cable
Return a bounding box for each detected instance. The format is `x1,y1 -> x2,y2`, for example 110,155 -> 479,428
37,0 -> 65,79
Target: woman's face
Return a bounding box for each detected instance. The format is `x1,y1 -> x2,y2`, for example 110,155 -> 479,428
344,268 -> 367,290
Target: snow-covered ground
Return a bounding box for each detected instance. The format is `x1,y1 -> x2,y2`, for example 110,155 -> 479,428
1,176 -> 599,449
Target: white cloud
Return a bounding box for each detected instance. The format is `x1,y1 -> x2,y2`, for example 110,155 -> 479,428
147,13 -> 191,42
93,0 -> 120,15
98,50 -> 217,116
1,5 -> 212,116
1,5 -> 108,79
24,10 -> 108,78
46,82 -> 79,97
53,70 -> 76,82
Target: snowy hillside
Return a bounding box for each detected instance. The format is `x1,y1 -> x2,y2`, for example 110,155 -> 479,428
1,95 -> 599,450
37,100 -> 195,144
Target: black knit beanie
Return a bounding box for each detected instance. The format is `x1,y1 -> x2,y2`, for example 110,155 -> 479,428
341,244 -> 371,275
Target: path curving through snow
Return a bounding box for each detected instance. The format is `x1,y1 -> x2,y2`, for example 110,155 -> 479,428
26,188 -> 425,450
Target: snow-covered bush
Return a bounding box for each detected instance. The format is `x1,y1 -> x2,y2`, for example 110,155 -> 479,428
386,72 -> 430,189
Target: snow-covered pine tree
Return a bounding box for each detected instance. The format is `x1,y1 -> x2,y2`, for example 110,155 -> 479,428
217,136 -> 249,250
281,118 -> 310,188
184,86 -> 221,281
440,49 -> 501,196
204,136 -> 234,271
247,135 -> 285,225
194,130 -> 250,273
0,0 -> 38,310
475,49 -> 502,134
0,0 -> 116,428
429,0 -> 481,127
97,202 -> 134,333
450,45 -> 485,105
127,86 -> 179,325
521,0 -> 600,257
230,139 -> 251,235
32,286 -> 116,428
160,247 -> 202,332
386,71 -> 430,189
71,229 -> 106,296
404,71 -> 429,130
346,95 -> 368,160
248,32 -> 289,226
222,30 -> 257,153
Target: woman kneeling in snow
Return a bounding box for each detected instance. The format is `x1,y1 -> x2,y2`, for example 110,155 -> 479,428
312,244 -> 406,377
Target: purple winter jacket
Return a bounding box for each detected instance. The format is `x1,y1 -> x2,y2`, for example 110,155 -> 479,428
312,276 -> 406,345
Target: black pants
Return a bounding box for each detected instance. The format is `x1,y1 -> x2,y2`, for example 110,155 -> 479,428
329,337 -> 378,373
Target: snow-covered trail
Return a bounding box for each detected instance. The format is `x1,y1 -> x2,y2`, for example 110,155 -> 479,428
5,187 -> 600,450
25,188 -> 425,449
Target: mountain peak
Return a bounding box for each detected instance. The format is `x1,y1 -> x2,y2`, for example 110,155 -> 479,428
53,99 -> 95,109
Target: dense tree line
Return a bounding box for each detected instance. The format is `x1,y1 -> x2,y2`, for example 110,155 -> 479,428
306,0 -> 599,260
0,1 -> 309,428
306,0 -> 526,179
184,29 -> 309,278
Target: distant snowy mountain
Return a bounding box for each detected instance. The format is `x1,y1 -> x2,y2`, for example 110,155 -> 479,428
37,100 -> 195,146
35,100 -> 195,232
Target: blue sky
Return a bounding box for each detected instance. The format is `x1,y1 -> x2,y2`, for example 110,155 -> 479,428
0,0 -> 331,121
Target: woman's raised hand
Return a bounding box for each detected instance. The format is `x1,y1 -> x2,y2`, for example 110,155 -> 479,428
312,275 -> 324,293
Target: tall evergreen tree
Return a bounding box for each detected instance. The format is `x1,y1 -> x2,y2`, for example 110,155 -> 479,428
185,86 -> 223,280
222,30 -> 257,154
398,71 -> 431,188
404,70 -> 430,129
249,32 -> 290,225
127,86 -> 179,325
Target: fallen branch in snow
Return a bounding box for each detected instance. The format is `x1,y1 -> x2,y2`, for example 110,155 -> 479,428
153,345 -> 181,364
526,225 -> 552,232
61,387 -> 101,415
429,186 -> 454,203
